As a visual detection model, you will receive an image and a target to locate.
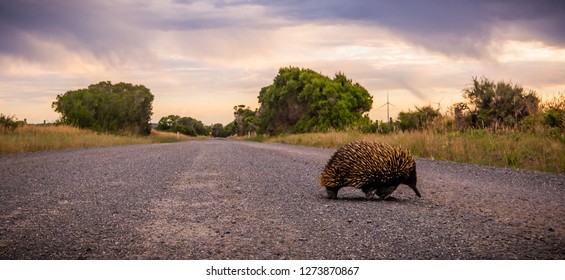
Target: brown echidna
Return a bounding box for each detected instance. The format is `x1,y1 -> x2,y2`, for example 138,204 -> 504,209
320,141 -> 421,200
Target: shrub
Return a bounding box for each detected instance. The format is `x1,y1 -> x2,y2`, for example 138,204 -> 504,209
0,114 -> 23,132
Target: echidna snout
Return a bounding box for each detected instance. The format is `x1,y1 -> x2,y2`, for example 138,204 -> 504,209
411,185 -> 422,197
406,169 -> 421,197
410,183 -> 421,198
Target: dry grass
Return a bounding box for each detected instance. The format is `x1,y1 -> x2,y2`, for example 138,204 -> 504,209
6,125 -> 561,173
266,130 -> 564,173
0,125 -> 200,155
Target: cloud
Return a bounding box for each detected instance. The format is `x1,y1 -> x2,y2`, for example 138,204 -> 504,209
0,0 -> 564,124
3,0 -> 564,64
249,0 -> 565,58
0,0 -> 159,67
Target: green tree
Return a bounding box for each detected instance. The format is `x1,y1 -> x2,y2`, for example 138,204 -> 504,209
223,121 -> 237,136
157,115 -> 206,136
257,66 -> 373,134
459,76 -> 539,129
233,105 -> 257,136
209,123 -> 233,137
397,105 -> 440,131
156,115 -> 180,131
52,81 -> 154,135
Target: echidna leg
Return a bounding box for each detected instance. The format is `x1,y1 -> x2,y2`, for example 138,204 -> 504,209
376,186 -> 398,201
361,186 -> 375,199
326,186 -> 342,199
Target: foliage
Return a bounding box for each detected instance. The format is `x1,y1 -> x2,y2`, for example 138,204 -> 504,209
157,115 -> 207,136
52,81 -> 154,135
455,76 -> 540,130
233,105 -> 258,136
209,123 -> 233,137
223,121 -> 237,136
0,114 -> 24,132
256,66 -> 373,134
542,92 -> 565,130
397,105 -> 441,131
156,115 -> 235,138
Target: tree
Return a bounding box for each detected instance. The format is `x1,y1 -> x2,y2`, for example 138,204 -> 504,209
223,121 -> 237,136
256,66 -> 373,134
209,123 -> 233,137
448,102 -> 473,130
233,105 -> 257,136
459,76 -> 539,129
397,105 -> 440,131
52,81 -> 154,135
157,115 -> 206,136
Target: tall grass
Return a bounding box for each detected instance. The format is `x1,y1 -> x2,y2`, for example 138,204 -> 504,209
0,125 -> 198,155
266,130 -> 564,173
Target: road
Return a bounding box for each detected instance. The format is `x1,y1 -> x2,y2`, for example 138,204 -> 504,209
0,139 -> 563,259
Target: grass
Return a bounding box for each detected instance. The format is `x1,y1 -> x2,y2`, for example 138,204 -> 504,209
0,124 -> 201,155
264,130 -> 564,173
3,124 -> 563,173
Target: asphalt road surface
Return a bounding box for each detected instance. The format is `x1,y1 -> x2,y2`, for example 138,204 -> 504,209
0,139 -> 563,259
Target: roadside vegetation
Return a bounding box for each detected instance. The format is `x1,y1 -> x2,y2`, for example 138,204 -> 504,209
2,68 -> 563,173
2,81 -> 207,155
231,71 -> 564,174
0,122 -> 197,155
264,129 -> 564,173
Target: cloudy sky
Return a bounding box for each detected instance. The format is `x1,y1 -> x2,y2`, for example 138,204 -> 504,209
1,0 -> 564,124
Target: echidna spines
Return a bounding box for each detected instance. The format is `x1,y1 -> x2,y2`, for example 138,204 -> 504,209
320,141 -> 420,200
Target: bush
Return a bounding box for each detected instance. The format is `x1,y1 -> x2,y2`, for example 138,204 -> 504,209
0,114 -> 23,132
52,81 -> 154,135
456,77 -> 540,130
542,93 -> 565,130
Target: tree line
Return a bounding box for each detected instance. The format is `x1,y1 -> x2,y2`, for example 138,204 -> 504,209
6,67 -> 561,139
230,68 -> 564,137
156,114 -> 234,137
156,67 -> 378,137
386,76 -> 563,135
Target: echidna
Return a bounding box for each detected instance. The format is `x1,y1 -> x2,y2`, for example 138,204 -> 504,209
320,141 -> 421,200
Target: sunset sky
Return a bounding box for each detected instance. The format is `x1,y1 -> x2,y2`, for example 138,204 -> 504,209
1,0 -> 564,125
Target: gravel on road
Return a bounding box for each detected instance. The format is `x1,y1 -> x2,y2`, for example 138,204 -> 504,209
0,139 -> 563,259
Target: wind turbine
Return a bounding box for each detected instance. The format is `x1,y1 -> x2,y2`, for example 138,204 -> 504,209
376,91 -> 396,124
